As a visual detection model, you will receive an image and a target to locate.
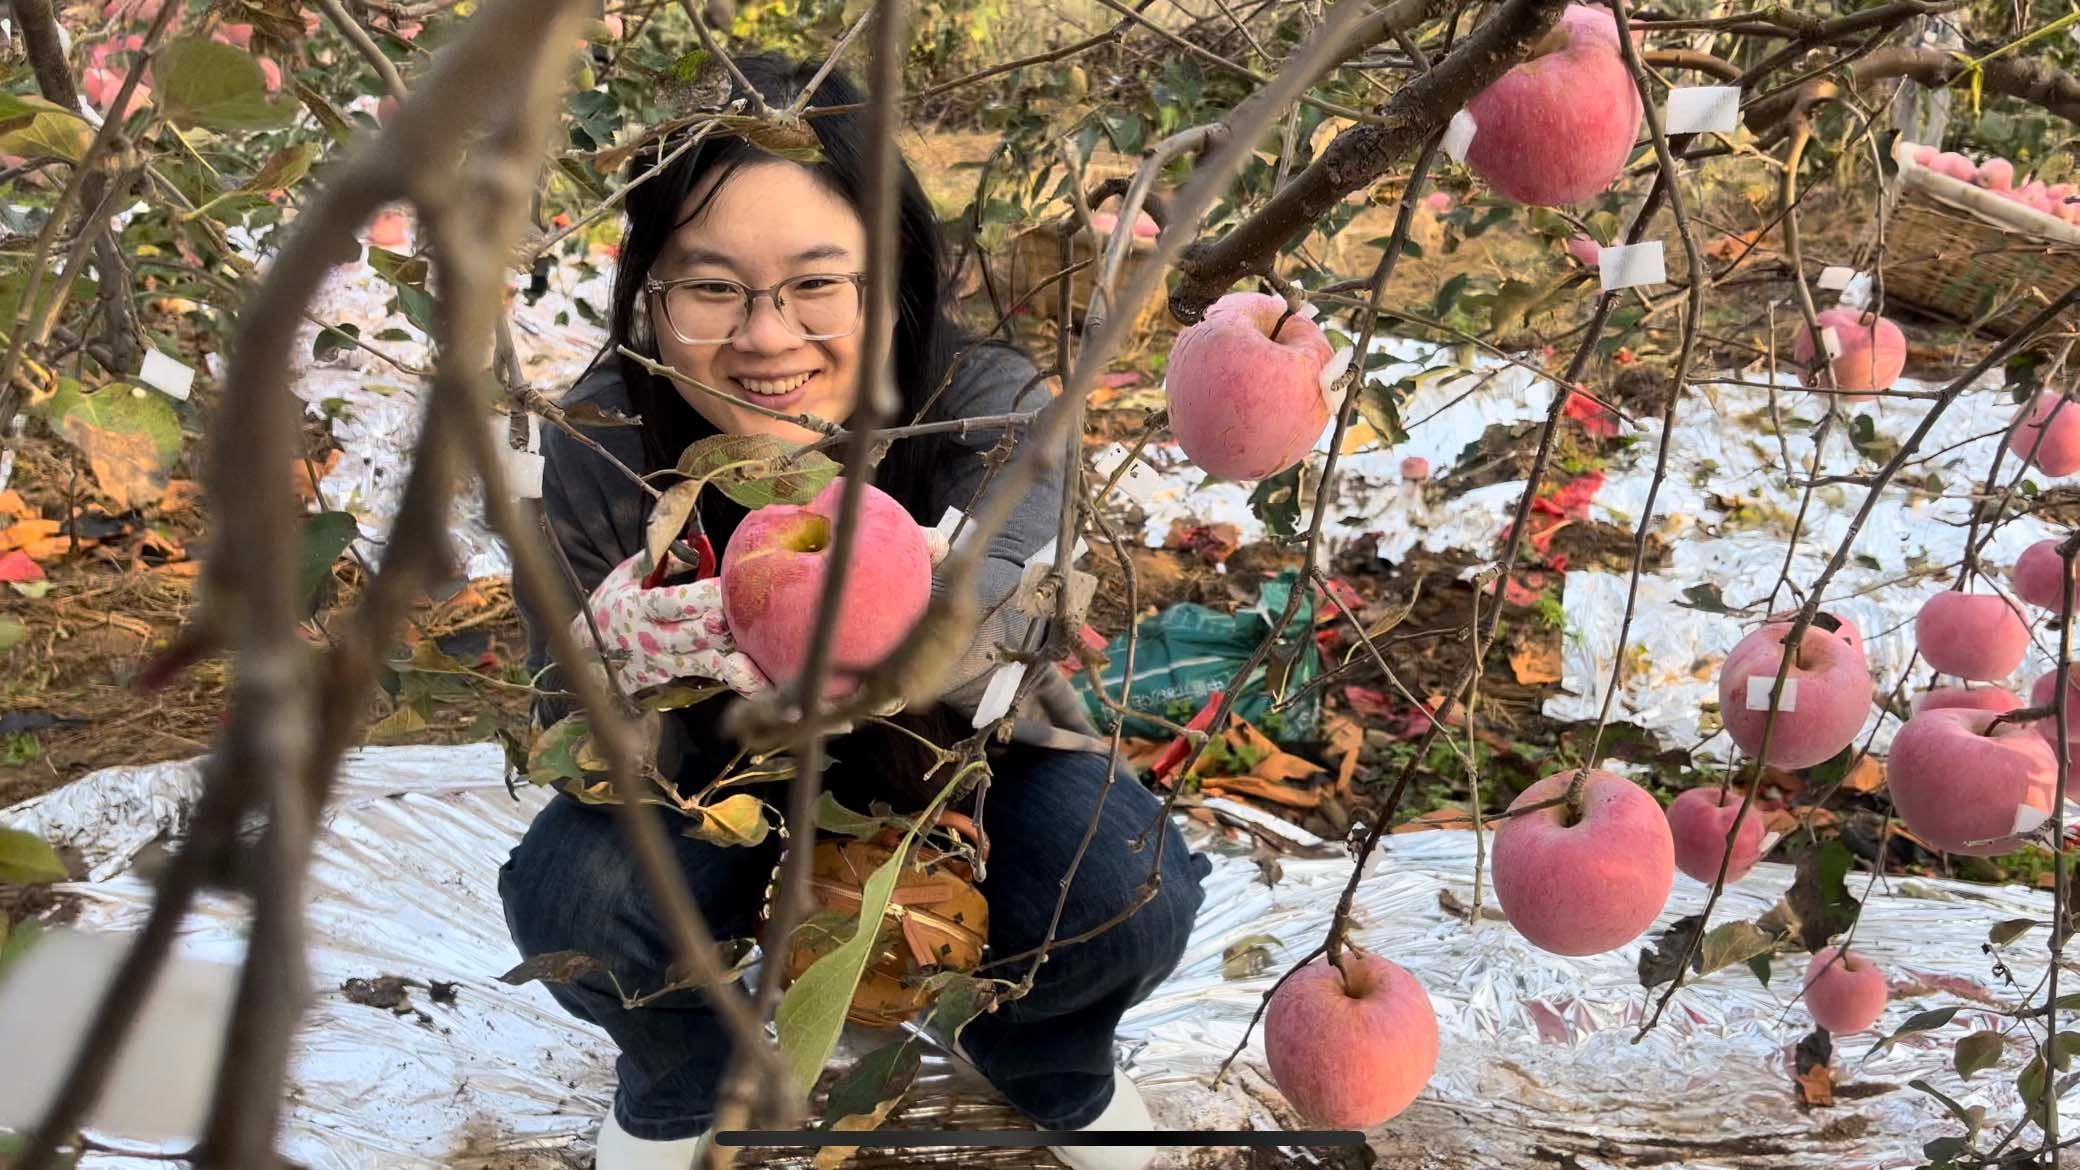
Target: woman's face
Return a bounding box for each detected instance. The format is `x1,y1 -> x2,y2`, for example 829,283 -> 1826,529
647,159 -> 879,444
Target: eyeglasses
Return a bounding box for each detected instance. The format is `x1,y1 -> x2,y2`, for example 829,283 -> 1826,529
644,271 -> 869,345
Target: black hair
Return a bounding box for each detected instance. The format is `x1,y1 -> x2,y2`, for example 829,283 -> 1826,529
586,51 -> 1018,807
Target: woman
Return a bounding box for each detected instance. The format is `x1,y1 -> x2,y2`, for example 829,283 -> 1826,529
497,52 -> 1215,1170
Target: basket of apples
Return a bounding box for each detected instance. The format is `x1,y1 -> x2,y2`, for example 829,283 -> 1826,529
1884,139 -> 2080,337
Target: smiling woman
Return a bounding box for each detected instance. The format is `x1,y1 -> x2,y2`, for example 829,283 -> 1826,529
497,50 -> 1215,1170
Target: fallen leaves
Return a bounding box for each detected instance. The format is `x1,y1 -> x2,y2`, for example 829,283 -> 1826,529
1509,638 -> 1563,685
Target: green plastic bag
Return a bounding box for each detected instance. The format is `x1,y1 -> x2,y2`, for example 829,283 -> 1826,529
1073,569 -> 1322,747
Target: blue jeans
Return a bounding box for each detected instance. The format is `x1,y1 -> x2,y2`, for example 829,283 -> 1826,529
497,744 -> 1215,1139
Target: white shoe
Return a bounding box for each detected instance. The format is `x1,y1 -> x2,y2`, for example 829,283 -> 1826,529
594,1104 -> 713,1170
1046,1067 -> 1157,1170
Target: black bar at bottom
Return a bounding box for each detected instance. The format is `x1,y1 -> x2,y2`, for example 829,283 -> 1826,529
714,1130 -> 1365,1148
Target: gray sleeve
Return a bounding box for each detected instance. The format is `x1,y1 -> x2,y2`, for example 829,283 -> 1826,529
921,344 -> 1066,709
517,406 -> 645,731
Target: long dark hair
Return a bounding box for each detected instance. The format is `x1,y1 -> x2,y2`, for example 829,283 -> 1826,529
588,51 -> 1014,807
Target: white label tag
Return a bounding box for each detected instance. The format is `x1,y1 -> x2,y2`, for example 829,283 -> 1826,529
2015,802 -> 2052,835
1746,675 -> 1798,712
138,348 -> 194,401
1441,110 -> 1478,163
1093,442 -> 1167,509
1817,266 -> 1856,291
1598,242 -> 1667,291
1662,86 -> 1741,135
1025,534 -> 1090,571
970,661 -> 1027,728
934,504 -> 975,552
508,451 -> 545,499
1820,327 -> 1844,359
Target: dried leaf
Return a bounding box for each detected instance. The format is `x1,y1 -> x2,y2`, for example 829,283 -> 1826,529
1956,1030 -> 2005,1080
44,381 -> 182,511
1221,933 -> 1281,980
1839,755 -> 1885,794
686,793 -> 771,848
814,1041 -> 920,1168
676,433 -> 839,509
643,479 -> 703,574
497,949 -> 609,988
1990,918 -> 2037,946
1508,639 -> 1563,685
1795,1061 -> 1834,1106
1697,920 -> 1779,976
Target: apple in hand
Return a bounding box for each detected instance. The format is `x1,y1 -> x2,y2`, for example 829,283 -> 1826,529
1888,706 -> 2058,856
1913,685 -> 2022,716
2013,538 -> 2075,610
720,477 -> 932,698
1665,787 -> 1768,884
1790,308 -> 1906,399
1462,5 -> 1642,207
2010,394 -> 2080,476
1717,617 -> 1873,769
1916,591 -> 2030,681
1165,291 -> 1336,481
1803,946 -> 1889,1033
1263,948 -> 1439,1128
1491,769 -> 1675,956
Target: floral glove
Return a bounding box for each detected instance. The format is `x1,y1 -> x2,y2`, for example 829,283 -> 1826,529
574,550 -> 771,697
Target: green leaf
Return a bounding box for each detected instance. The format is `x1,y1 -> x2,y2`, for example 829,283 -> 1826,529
919,970 -> 993,1046
0,106 -> 93,162
155,39 -> 297,130
1675,583 -> 1734,613
1872,1006 -> 1960,1054
313,322 -> 360,362
1247,465 -> 1303,538
291,79 -> 354,142
676,433 -> 841,509
2018,1053 -> 2049,1116
1356,376 -> 1411,446
1787,839 -> 1859,951
1746,955 -> 1771,986
776,766 -> 967,1098
298,511 -> 358,614
815,791 -> 892,838
0,827 -> 67,884
527,713 -> 599,786
0,617 -> 25,652
1910,1078 -> 1980,1127
638,683 -> 725,712
0,917 -> 44,981
1955,1030 -> 2005,1079
1990,918 -> 2037,946
818,1040 -> 922,1132
42,380 -> 183,511
234,142 -> 318,196
1697,920 -> 1777,976
2052,1030 -> 2080,1071
1433,273 -> 1471,317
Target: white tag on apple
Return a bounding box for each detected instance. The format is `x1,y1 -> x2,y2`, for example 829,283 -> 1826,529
1441,110 -> 1478,163
1817,266 -> 1856,291
2014,802 -> 2052,835
970,661 -> 1027,728
1598,242 -> 1667,292
138,348 -> 194,401
1820,326 -> 1844,359
1745,675 -> 1798,712
0,929 -> 241,1141
1662,86 -> 1741,135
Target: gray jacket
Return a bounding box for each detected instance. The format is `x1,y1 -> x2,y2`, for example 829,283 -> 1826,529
518,344 -> 1111,784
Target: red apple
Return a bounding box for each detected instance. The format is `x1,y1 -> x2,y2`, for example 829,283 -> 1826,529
1888,706 -> 2059,856
1790,308 -> 1906,399
1913,685 -> 2022,716
1565,235 -> 1601,267
1165,292 -> 1335,481
1933,152 -> 1978,182
1717,618 -> 1873,769
2014,538 -> 2075,610
1665,787 -> 1767,884
1263,949 -> 1438,1128
1491,769 -> 1674,956
2010,394 -> 2080,476
1462,5 -> 1642,207
1803,946 -> 1889,1033
1978,158 -> 2017,191
2028,669 -> 2080,768
1916,590 -> 2030,681
720,477 -> 932,697
1909,143 -> 1940,167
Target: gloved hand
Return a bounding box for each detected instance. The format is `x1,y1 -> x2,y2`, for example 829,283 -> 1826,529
574,550 -> 772,697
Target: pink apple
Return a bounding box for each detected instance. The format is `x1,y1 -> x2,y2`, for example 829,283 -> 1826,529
1803,946 -> 1889,1033
1423,191 -> 1454,214
211,21 -> 253,47
1400,456 -> 1431,480
1717,618 -> 1873,769
1462,5 -> 1643,207
1165,291 -> 1335,481
2014,538 -> 2075,610
1889,706 -> 2059,856
1790,308 -> 1906,398
1566,234 -> 1601,267
2028,669 -> 2080,767
1665,786 -> 1768,884
1916,590 -> 2030,681
258,57 -> 282,94
1933,152 -> 1978,182
1913,685 -> 2022,716
1087,209 -> 1159,239
1909,143 -> 1940,167
720,477 -> 932,697
1977,158 -> 2016,191
2011,394 -> 2080,476
367,207 -> 412,250
1263,949 -> 1439,1128
1491,769 -> 1675,956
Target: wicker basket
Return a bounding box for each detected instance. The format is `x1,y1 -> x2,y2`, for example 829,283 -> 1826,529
1877,139 -> 2080,338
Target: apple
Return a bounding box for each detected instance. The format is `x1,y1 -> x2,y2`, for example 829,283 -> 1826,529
1491,769 -> 1675,956
1165,291 -> 1336,481
367,207 -> 412,251
2014,538 -> 2075,610
1933,152 -> 1978,182
1916,590 -> 2030,681
2028,669 -> 2080,767
1263,948 -> 1439,1128
1665,786 -> 1768,884
1790,308 -> 1906,399
1717,617 -> 1873,769
1462,5 -> 1642,207
1909,143 -> 1940,167
1978,157 -> 2017,191
1888,706 -> 2059,856
1566,234 -> 1601,267
1913,685 -> 2022,716
2010,393 -> 2080,476
1803,946 -> 1889,1034
720,477 -> 932,697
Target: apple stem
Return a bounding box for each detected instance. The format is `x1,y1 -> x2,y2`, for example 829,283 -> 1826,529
1328,942 -> 1375,998
1561,769 -> 1589,825
1270,306 -> 1295,342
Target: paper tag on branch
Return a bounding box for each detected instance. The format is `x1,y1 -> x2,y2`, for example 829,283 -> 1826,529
137,348 -> 194,402
1092,442 -> 1166,510
2015,802 -> 2052,835
970,661 -> 1027,728
1663,86 -> 1741,135
1015,562 -> 1099,623
1441,110 -> 1478,163
1746,675 -> 1798,712
1598,242 -> 1667,291
1024,534 -> 1089,571
1817,266 -> 1857,291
